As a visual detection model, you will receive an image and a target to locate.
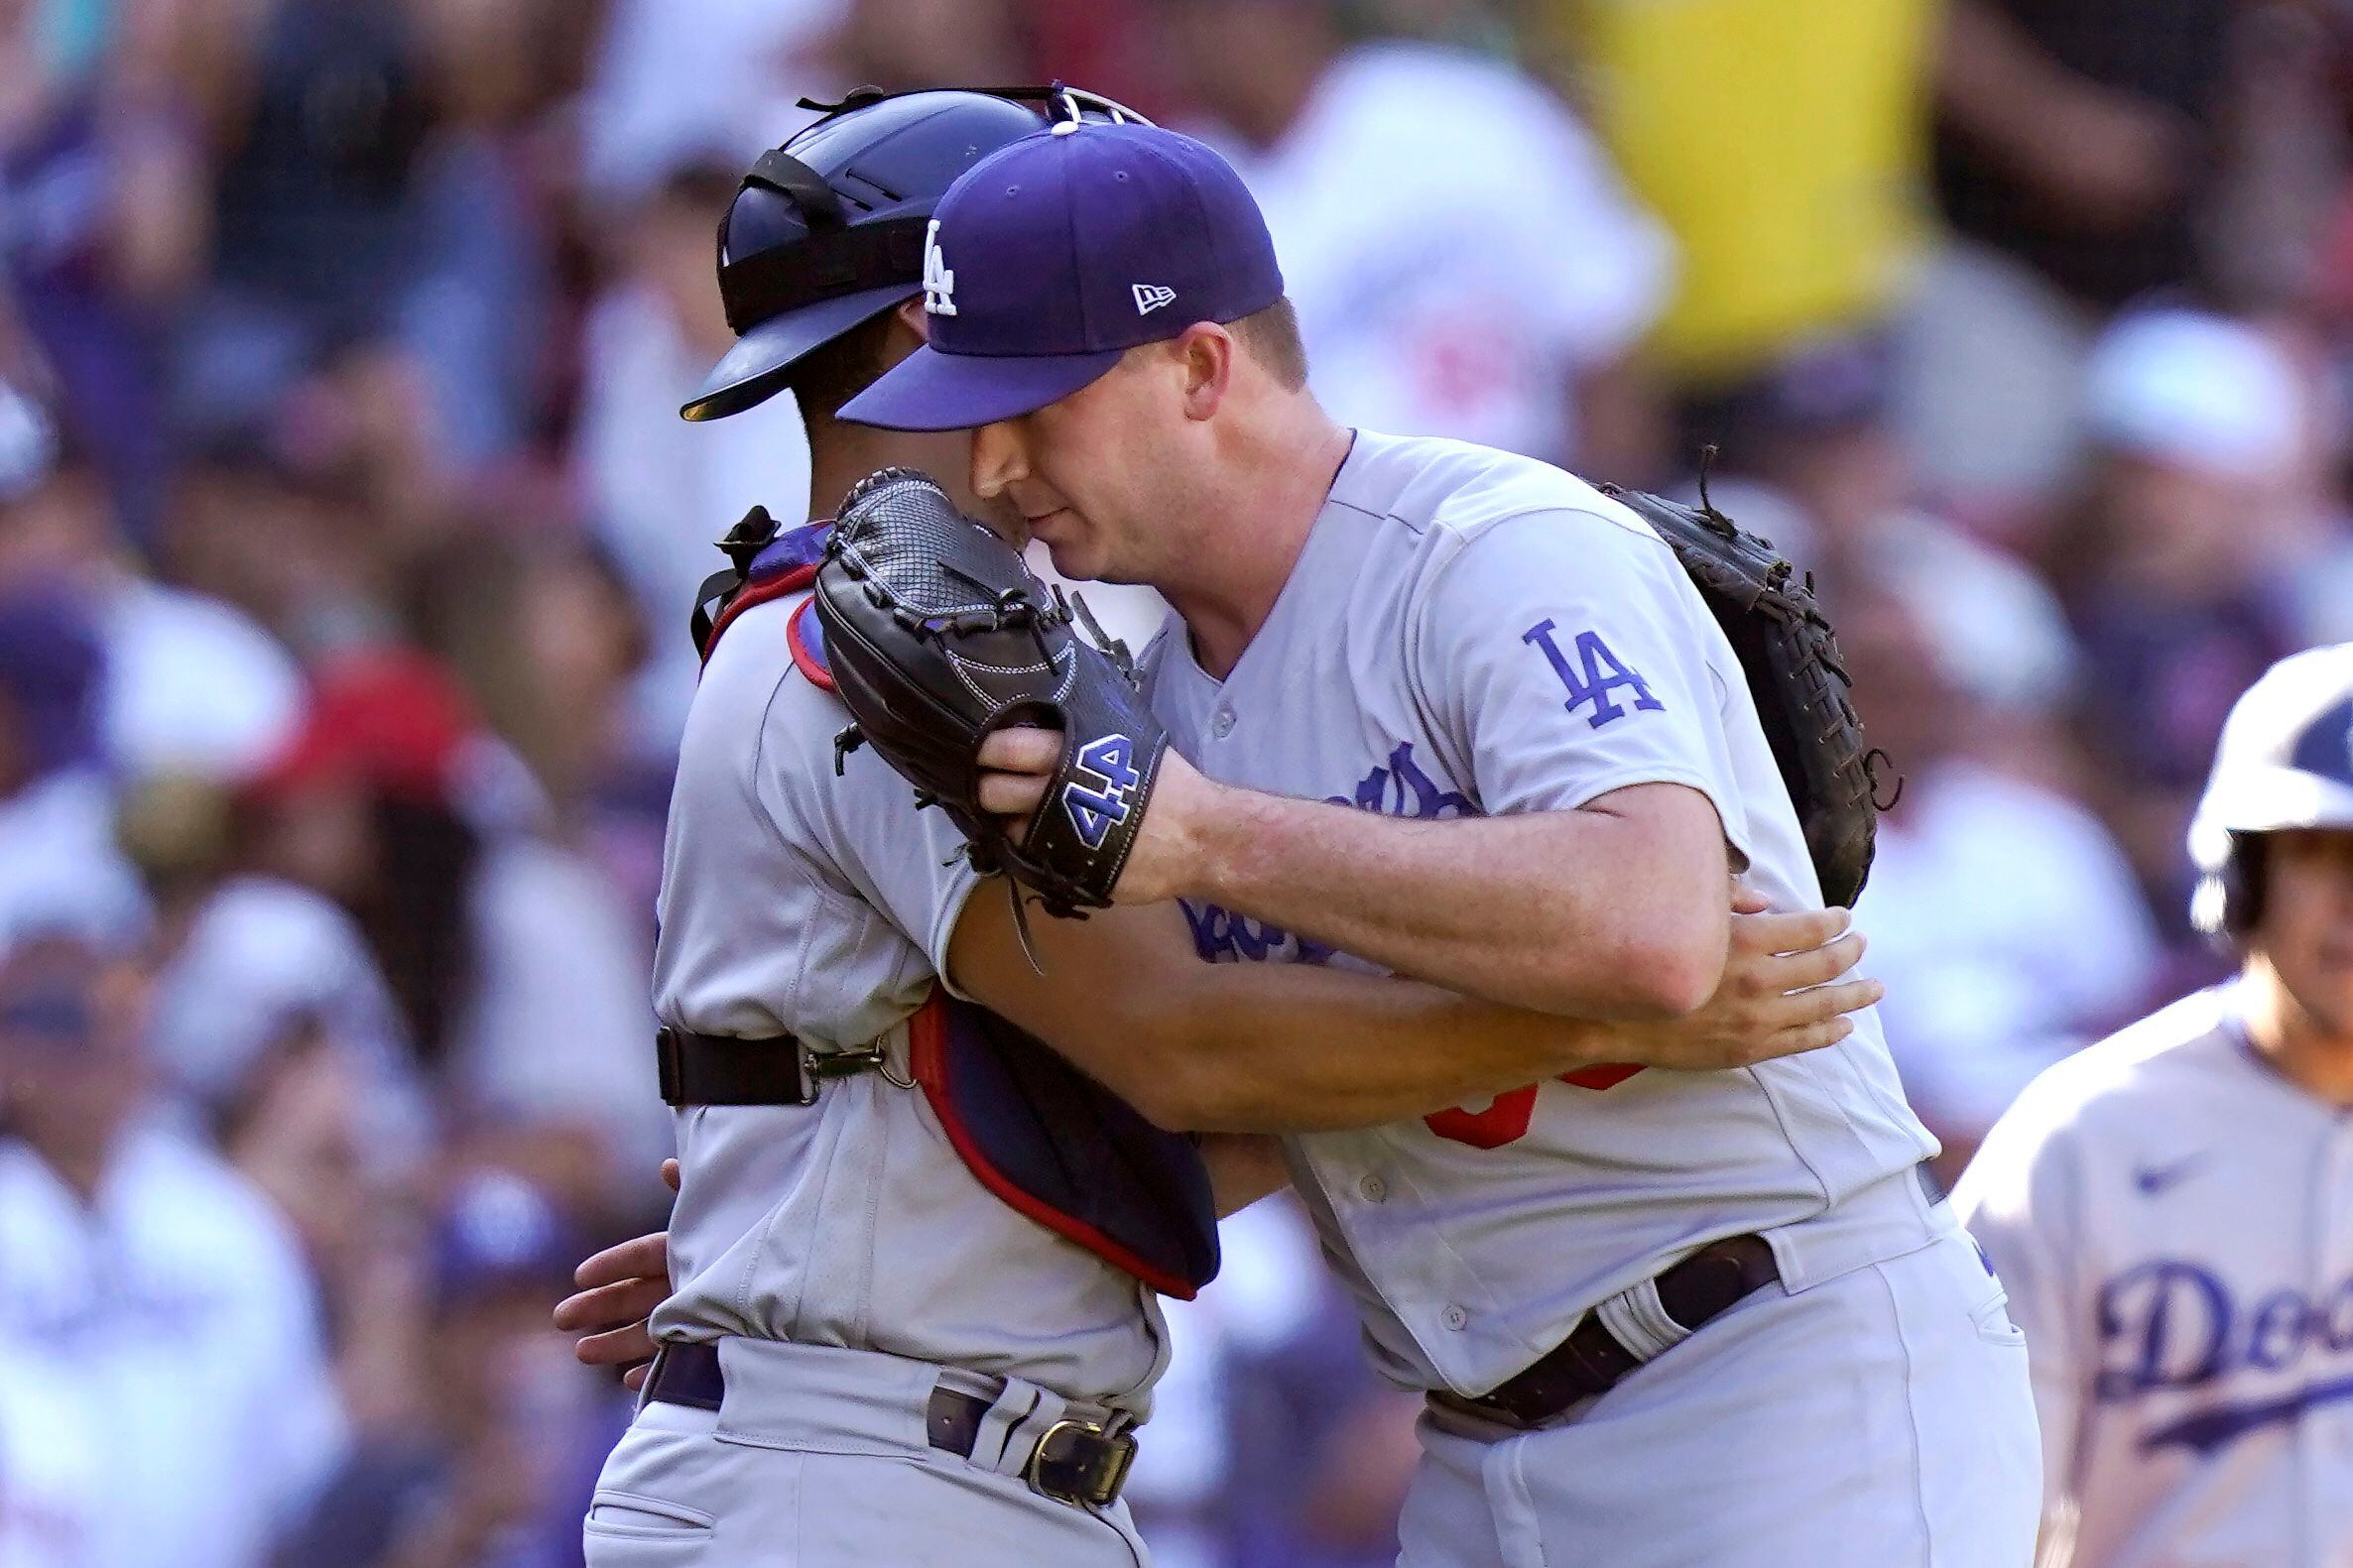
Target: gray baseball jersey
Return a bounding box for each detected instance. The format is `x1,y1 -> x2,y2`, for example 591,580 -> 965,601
1957,984 -> 2353,1568
647,589 -> 1170,1414
1138,428 -> 1938,1397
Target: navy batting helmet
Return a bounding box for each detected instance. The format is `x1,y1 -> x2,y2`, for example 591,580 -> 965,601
2188,643 -> 2353,937
681,84 -> 1150,423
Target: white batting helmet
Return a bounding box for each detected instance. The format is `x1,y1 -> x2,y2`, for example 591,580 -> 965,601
2187,643 -> 2353,936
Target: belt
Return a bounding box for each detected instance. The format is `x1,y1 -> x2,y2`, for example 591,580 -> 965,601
640,1342 -> 1138,1509
1437,1233 -> 1781,1428
655,1025 -> 901,1107
1437,1164 -> 1948,1428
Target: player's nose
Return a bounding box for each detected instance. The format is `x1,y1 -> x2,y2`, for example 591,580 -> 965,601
970,421 -> 1028,502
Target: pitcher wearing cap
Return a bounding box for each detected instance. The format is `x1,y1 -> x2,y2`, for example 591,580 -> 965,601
1960,645 -> 2353,1568
821,118 -> 2043,1566
560,87 -> 1879,1568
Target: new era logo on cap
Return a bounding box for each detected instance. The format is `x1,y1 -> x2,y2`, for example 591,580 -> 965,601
837,123 -> 1286,432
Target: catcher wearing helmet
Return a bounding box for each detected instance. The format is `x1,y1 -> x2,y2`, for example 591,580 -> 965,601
1960,643 -> 2353,1568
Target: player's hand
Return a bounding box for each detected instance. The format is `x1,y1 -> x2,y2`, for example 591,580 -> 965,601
557,1231 -> 670,1387
555,1158 -> 679,1390
975,728 -> 1219,905
1612,891 -> 1883,1071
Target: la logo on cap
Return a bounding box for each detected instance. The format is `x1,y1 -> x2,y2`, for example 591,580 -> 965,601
1132,284 -> 1176,315
923,220 -> 957,316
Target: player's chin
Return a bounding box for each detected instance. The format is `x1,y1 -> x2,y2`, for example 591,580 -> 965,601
2293,960 -> 2353,1027
1042,537 -> 1102,583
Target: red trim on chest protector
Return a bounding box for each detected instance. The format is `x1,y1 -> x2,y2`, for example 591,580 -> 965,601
907,993 -> 1202,1300
785,599 -> 833,691
698,561 -> 836,692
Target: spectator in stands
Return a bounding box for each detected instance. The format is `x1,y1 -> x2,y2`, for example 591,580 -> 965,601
272,1170 -> 625,1568
576,0 -> 841,205
0,435 -> 303,783
0,929 -> 348,1568
1907,0 -> 2339,514
1159,0 -> 1675,476
166,0 -> 557,474
576,157 -> 810,759
239,644 -> 662,1215
154,435 -> 393,660
1539,0 -> 1938,462
1843,588 -> 2162,1173
406,529 -> 669,1203
0,583 -> 148,950
2046,308 -> 2309,930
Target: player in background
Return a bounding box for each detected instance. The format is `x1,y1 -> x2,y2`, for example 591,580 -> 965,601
1957,643 -> 2353,1568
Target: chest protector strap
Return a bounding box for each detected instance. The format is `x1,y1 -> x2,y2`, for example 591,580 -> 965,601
691,517 -> 1219,1299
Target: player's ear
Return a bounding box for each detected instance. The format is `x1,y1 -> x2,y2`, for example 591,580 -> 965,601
896,296 -> 931,342
1176,322 -> 1233,422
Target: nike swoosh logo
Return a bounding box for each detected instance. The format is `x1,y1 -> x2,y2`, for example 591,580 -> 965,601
2140,1376 -> 2353,1456
2134,1155 -> 2206,1195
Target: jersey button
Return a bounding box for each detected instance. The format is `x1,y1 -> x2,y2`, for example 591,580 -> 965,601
1358,1174 -> 1388,1203
1441,1304 -> 1469,1331
1211,707 -> 1236,739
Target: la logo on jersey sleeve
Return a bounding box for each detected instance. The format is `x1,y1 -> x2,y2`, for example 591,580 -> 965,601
1523,620 -> 1663,729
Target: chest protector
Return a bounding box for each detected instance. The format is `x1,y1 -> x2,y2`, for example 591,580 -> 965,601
694,512 -> 1219,1300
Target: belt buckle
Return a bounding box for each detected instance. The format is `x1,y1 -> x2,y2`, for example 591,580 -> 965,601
1025,1417 -> 1138,1509
800,1041 -> 913,1101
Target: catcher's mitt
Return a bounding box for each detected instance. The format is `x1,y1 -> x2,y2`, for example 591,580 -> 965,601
1598,476 -> 1895,908
813,468 -> 1169,926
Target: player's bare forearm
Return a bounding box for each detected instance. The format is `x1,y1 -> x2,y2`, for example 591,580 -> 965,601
1163,769 -> 1735,1020
951,895 -> 1643,1130
973,733 -> 1733,1017
946,885 -> 1867,1134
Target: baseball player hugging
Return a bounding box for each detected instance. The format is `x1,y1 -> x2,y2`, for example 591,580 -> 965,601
568,88 -> 1877,1568
1959,644 -> 2353,1568
823,121 -> 2043,1567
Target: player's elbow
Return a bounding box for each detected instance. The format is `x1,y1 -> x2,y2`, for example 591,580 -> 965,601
1593,920 -> 1725,1021
1627,941 -> 1722,1019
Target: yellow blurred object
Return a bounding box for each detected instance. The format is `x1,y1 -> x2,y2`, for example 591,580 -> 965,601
1554,0 -> 1937,387
117,771 -> 235,893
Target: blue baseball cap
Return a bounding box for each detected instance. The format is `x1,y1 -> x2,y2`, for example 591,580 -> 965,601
838,122 -> 1285,432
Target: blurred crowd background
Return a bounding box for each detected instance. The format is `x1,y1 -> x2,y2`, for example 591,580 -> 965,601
1,0 -> 2348,1564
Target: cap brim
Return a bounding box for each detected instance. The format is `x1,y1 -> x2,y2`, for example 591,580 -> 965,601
681,282 -> 916,422
837,342 -> 1125,431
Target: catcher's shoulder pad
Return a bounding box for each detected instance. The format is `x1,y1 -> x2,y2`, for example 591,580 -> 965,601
691,508 -> 839,693
1597,480 -> 1889,907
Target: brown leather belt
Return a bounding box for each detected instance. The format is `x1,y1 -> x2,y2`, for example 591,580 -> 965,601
1437,1165 -> 1948,1428
1435,1234 -> 1781,1428
640,1342 -> 1138,1509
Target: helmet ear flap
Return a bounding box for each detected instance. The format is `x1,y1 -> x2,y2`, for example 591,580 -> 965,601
2230,833 -> 2270,935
